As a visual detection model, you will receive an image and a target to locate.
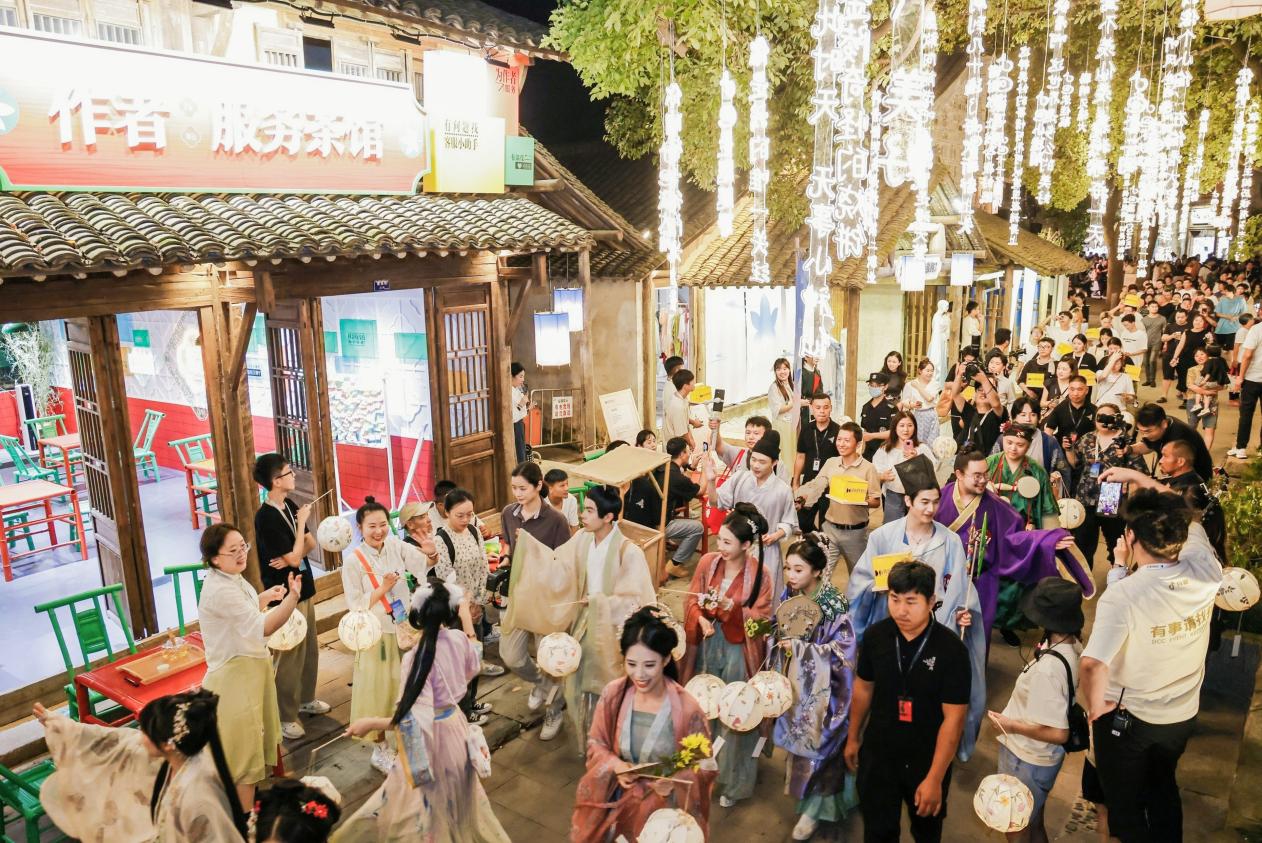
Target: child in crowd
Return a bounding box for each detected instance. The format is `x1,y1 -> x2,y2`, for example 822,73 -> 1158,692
544,467 -> 580,530
1187,345 -> 1229,419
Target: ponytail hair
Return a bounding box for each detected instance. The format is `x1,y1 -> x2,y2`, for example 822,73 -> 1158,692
391,579 -> 460,726
140,690 -> 246,837
724,503 -> 769,608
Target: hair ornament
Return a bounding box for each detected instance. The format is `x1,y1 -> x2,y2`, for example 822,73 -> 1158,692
170,701 -> 190,749
301,800 -> 329,820
410,582 -> 435,611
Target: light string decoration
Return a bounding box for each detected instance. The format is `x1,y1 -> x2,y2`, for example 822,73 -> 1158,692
658,47 -> 685,302
716,68 -> 737,237
907,6 -> 940,279
830,0 -> 875,262
957,0 -> 987,232
1177,109 -> 1210,251
747,34 -> 771,283
979,53 -> 1013,211
1058,73 -> 1074,129
1008,46 -> 1031,245
1115,70 -> 1151,261
1029,0 -> 1070,205
865,88 -> 883,284
1084,0 -> 1118,254
1075,72 -> 1092,131
1217,67 -> 1252,253
1152,0 -> 1197,264
1235,104 -> 1259,260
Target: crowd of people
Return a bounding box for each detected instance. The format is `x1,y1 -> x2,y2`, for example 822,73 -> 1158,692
27,257 -> 1249,843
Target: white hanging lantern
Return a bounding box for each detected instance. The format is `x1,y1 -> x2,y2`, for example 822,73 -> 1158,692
974,773 -> 1035,832
533,312 -> 571,367
716,68 -> 737,238
551,287 -> 584,332
957,0 -> 986,233
748,35 -> 772,283
979,54 -> 1013,211
659,72 -> 685,305
1057,498 -> 1086,529
537,631 -> 582,677
717,680 -> 763,732
640,809 -> 704,843
1008,46 -> 1031,246
337,608 -> 383,652
1205,0 -> 1262,18
950,252 -> 975,286
684,673 -> 726,720
897,255 -> 927,291
748,670 -> 795,718
1084,0 -> 1118,254
316,515 -> 354,553
268,606 -> 308,651
1217,566 -> 1261,611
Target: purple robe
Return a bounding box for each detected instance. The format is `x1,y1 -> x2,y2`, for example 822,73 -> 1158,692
936,482 -> 1095,637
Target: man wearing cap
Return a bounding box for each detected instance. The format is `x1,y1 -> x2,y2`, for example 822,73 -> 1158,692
985,423 -> 1060,530
398,500 -> 439,570
795,421 -> 882,574
702,429 -> 797,604
847,455 -> 987,761
861,371 -> 899,461
948,360 -> 1007,455
988,578 -> 1085,843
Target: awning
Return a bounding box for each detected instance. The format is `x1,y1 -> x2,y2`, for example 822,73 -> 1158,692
972,210 -> 1089,277
0,192 -> 593,278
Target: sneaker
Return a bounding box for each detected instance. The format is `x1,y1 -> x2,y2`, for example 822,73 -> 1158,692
483,625 -> 501,645
1230,448 -> 1249,459
539,708 -> 564,741
480,661 -> 506,677
471,701 -> 493,717
665,563 -> 691,579
719,796 -> 735,808
468,711 -> 491,726
370,744 -> 395,774
792,814 -> 819,840
527,683 -> 548,712
298,700 -> 331,715
281,720 -> 305,740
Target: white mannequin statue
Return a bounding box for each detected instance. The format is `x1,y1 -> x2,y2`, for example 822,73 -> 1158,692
928,299 -> 950,387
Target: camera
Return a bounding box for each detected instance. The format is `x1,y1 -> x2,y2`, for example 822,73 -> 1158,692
1096,412 -> 1124,431
962,361 -> 983,380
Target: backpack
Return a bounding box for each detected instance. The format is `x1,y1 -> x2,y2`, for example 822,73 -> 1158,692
1041,647 -> 1090,753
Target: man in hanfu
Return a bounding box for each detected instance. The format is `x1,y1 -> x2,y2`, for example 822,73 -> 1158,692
984,422 -> 1061,530
937,450 -> 1095,651
846,456 -> 988,761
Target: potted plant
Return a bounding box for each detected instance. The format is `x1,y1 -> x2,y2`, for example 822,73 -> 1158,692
0,322 -> 59,418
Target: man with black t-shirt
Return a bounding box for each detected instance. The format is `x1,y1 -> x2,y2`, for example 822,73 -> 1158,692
795,392 -> 841,532
845,561 -> 971,843
625,437 -> 703,578
1043,374 -> 1096,445
862,372 -> 899,461
949,363 -> 1007,455
1128,403 -> 1213,480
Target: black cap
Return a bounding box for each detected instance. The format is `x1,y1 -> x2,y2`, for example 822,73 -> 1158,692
895,454 -> 939,499
868,371 -> 890,385
1020,577 -> 1084,634
751,429 -> 781,461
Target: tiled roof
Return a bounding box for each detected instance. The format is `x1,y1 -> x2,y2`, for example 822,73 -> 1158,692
679,188 -> 804,287
972,210 -> 1090,277
0,193 -> 592,278
332,0 -> 558,57
894,174 -> 990,256
832,184 -> 920,289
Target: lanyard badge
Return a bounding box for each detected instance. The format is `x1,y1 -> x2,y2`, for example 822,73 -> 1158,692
894,625 -> 932,724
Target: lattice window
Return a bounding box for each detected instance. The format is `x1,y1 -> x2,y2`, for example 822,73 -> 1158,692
373,48 -> 405,83
0,2 -> 18,26
67,347 -> 113,519
256,24 -> 302,68
266,325 -> 313,470
95,0 -> 141,43
335,39 -> 370,77
444,306 -> 491,440
30,0 -> 83,35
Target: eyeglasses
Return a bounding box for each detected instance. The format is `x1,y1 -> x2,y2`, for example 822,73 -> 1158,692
218,542 -> 251,558
276,470 -> 294,480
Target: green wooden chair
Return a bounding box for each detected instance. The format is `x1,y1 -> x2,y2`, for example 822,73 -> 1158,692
0,759 -> 62,843
0,435 -> 57,485
22,415 -> 78,476
33,584 -> 137,724
0,473 -> 34,554
164,562 -> 207,635
168,434 -> 218,523
132,409 -> 165,483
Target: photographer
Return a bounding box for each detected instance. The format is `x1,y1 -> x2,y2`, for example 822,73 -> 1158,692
1080,490 -> 1221,843
1065,404 -> 1145,567
1126,403 -> 1214,481
948,356 -> 1006,455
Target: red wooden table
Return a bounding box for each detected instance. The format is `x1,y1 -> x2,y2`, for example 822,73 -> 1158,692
182,457 -> 219,529
37,433 -> 82,489
0,479 -> 87,582
75,633 -> 208,727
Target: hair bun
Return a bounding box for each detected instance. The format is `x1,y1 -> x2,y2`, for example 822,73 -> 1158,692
363,495 -> 376,504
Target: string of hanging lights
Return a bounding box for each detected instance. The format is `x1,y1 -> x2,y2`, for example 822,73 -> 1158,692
1217,67 -> 1252,253
1075,72 -> 1092,131
716,68 -> 737,237
658,55 -> 684,303
957,0 -> 987,232
1084,0 -> 1118,254
980,54 -> 1013,211
906,6 -> 939,290
1058,74 -> 1074,129
1235,104 -> 1259,259
1009,46 -> 1031,245
1177,109 -> 1210,251
830,0 -> 875,261
747,34 -> 771,283
1030,0 -> 1070,205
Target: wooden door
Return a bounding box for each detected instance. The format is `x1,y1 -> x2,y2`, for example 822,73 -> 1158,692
65,318 -> 157,635
431,285 -> 504,509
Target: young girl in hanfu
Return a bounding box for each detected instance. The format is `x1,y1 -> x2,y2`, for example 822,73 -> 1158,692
335,578 -> 510,843
34,689 -> 246,842
774,534 -> 858,841
571,607 -> 715,843
680,503 -> 773,808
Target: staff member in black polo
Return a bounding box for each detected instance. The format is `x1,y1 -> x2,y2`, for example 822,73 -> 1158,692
1127,403 -> 1213,480
861,372 -> 898,461
845,560 -> 971,843
794,392 -> 840,533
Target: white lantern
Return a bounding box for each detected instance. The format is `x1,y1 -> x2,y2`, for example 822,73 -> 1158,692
1058,498 -> 1086,530
537,632 -> 582,677
950,252 -> 975,287
268,606 -> 308,651
1204,0 -> 1262,20
748,670 -> 794,718
932,435 -> 958,462
974,773 -> 1034,832
552,288 -> 584,332
717,681 -> 763,732
1217,567 -> 1261,612
897,255 -> 926,292
639,808 -> 704,843
337,608 -> 383,652
533,312 -> 571,367
683,673 -> 726,720
316,515 -> 353,553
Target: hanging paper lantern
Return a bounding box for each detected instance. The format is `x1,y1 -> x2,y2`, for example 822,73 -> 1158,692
718,681 -> 763,732
338,608 -> 383,652
533,312 -> 571,367
268,606 -> 308,651
683,673 -> 726,720
316,515 -> 353,553
1216,567 -> 1261,612
974,773 -> 1034,832
897,255 -> 927,292
1057,499 -> 1086,530
932,435 -> 958,462
639,809 -> 704,843
537,632 -> 582,677
748,671 -> 794,718
552,288 -> 583,332
950,252 -> 975,287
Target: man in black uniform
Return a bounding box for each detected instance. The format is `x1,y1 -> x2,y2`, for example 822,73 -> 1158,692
1128,403 -> 1214,480
861,372 -> 898,461
795,392 -> 841,532
845,561 -> 971,843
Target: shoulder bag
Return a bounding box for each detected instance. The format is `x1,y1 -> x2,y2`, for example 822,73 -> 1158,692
1041,648 -> 1089,752
355,549 -> 420,650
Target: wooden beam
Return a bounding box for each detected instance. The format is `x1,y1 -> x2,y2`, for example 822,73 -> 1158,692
496,266 -> 534,279
228,302 -> 258,387
589,230 -> 624,242
508,253 -> 544,341
844,287 -> 861,420
578,248 -> 598,447
0,268 -> 254,322
255,270 -> 277,313
507,178 -> 565,193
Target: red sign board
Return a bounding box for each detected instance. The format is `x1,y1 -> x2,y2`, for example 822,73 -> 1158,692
0,29 -> 429,194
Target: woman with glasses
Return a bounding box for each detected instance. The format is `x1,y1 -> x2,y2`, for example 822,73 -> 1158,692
1063,404 -> 1146,567
198,522 -> 302,808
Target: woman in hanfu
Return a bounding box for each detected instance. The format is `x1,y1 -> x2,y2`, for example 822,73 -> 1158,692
773,534 -> 858,841
34,689 -> 246,842
571,608 -> 715,842
335,577 -> 510,843
680,503 -> 773,808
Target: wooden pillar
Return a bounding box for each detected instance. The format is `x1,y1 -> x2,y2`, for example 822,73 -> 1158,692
578,248 -> 598,446
641,277 -> 656,429
296,300 -> 338,564
1001,263 -> 1016,334
490,275 -> 517,485
844,286 -> 861,420
198,300 -> 261,587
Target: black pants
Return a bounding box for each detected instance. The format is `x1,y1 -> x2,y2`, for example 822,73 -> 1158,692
857,748 -> 951,843
1092,710 -> 1196,843
1235,379 -> 1262,450
513,419 -> 527,464
1071,509 -> 1126,568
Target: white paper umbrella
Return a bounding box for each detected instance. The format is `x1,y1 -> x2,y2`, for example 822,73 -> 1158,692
974,773 -> 1034,832
683,674 -> 725,720
268,606 -> 307,651
1217,567 -> 1261,612
337,608 -> 383,652
316,516 -> 354,553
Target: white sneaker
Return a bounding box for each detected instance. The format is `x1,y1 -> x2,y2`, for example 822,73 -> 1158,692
527,683 -> 548,712
484,625 -> 501,644
539,709 -> 564,741
792,814 -> 819,840
281,720 -> 305,740
370,744 -> 395,774
480,661 -> 506,677
1230,448 -> 1249,459
719,796 -> 735,808
298,700 -> 331,715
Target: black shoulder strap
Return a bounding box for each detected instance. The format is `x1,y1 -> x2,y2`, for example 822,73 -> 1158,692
436,527 -> 456,563
1041,647 -> 1076,713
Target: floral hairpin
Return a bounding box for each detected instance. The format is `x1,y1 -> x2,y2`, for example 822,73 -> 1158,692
301,801 -> 329,820
170,701 -> 190,749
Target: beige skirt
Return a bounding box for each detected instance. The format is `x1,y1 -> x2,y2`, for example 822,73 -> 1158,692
351,631 -> 403,743
201,655 -> 280,785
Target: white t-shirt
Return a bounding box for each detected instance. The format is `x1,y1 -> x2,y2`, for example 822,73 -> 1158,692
663,390 -> 690,439
1045,323 -> 1076,349
1118,326 -> 1149,356
962,315 -> 983,348
1081,523 -> 1222,724
1242,323 -> 1262,382
512,385 -> 528,423
550,493 -> 579,527
999,640 -> 1081,766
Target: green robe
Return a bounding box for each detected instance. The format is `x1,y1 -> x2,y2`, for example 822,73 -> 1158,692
984,454 -> 1059,527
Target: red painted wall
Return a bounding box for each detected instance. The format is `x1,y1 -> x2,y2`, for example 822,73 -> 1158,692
0,387 -> 77,439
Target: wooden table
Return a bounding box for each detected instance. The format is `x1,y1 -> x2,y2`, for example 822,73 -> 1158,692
75,633 -> 207,727
0,479 -> 87,581
38,432 -> 82,490
182,457 -> 218,529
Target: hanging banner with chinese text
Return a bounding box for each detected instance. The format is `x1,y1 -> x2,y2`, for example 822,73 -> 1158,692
0,29 -> 429,193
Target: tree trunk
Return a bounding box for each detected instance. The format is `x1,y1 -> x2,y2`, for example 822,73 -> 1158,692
1103,184 -> 1124,307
